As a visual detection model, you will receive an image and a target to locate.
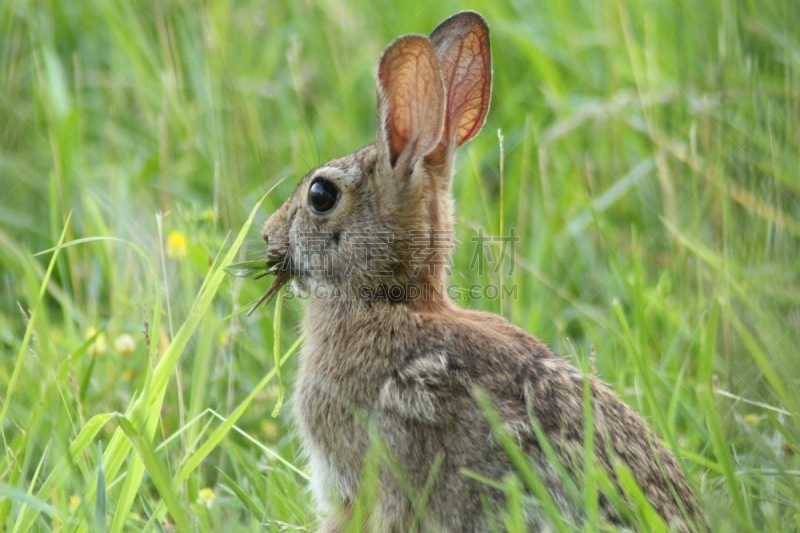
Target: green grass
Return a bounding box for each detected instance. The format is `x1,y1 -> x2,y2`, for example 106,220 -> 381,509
1,0 -> 799,530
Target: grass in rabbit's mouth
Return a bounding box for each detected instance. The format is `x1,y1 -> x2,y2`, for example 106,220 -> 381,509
226,257 -> 293,315
225,258 -> 279,279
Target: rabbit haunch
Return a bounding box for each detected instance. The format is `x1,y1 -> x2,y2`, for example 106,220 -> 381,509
259,11 -> 706,533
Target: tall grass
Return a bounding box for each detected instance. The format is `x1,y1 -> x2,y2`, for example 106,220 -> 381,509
1,0 -> 798,530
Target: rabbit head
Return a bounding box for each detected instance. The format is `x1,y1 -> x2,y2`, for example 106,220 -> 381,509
260,12 -> 491,307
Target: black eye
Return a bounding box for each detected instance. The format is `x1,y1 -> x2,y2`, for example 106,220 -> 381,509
307,177 -> 339,213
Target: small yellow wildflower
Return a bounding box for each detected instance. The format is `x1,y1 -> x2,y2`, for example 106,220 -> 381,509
261,419 -> 279,442
84,327 -> 107,356
69,494 -> 81,512
197,487 -> 215,508
114,333 -> 136,355
158,328 -> 171,356
743,413 -> 759,425
166,230 -> 188,259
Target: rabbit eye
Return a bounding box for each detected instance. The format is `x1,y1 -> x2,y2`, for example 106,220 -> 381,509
307,177 -> 340,214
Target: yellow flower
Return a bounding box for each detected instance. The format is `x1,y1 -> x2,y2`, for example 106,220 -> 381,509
158,328 -> 171,356
69,494 -> 81,512
744,413 -> 759,425
84,327 -> 107,356
261,419 -> 279,442
167,231 -> 188,259
197,487 -> 215,508
114,333 -> 136,355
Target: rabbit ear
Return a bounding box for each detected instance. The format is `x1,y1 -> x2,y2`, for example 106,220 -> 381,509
377,35 -> 446,171
427,12 -> 492,164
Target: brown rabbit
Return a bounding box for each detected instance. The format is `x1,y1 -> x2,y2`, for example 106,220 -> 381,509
260,11 -> 706,533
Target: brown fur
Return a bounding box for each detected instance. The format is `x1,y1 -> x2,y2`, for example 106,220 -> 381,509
260,11 -> 707,533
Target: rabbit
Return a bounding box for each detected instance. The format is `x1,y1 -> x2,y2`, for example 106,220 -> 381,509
259,11 -> 707,533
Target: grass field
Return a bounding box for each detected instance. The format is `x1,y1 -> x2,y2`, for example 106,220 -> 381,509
2,0 -> 799,530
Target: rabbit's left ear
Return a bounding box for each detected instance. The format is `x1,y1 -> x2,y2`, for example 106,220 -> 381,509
426,12 -> 492,165
377,35 -> 446,172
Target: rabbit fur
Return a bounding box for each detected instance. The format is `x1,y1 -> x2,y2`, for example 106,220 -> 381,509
260,11 -> 706,533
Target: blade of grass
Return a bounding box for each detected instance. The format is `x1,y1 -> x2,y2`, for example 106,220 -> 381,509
0,483 -> 63,521
614,462 -> 670,533
271,291 -> 284,417
114,415 -> 191,532
696,299 -> 746,514
0,213 -> 71,526
9,442 -> 51,533
95,442 -> 106,533
218,469 -> 264,518
172,333 -> 304,484
473,388 -> 571,533
581,363 -> 599,532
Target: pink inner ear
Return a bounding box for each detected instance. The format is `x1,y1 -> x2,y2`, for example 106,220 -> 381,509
379,36 -> 445,167
449,30 -> 490,145
430,14 -> 492,149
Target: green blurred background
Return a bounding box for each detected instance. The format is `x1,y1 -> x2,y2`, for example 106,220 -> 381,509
1,0 -> 799,530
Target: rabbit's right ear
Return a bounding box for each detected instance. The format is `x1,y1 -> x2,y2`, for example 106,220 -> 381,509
377,35 -> 446,173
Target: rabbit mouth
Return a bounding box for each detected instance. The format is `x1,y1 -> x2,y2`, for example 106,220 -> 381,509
247,252 -> 294,315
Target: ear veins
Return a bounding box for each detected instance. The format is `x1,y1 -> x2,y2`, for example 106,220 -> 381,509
453,31 -> 491,145
378,35 -> 445,168
427,12 -> 492,165
441,32 -> 488,145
